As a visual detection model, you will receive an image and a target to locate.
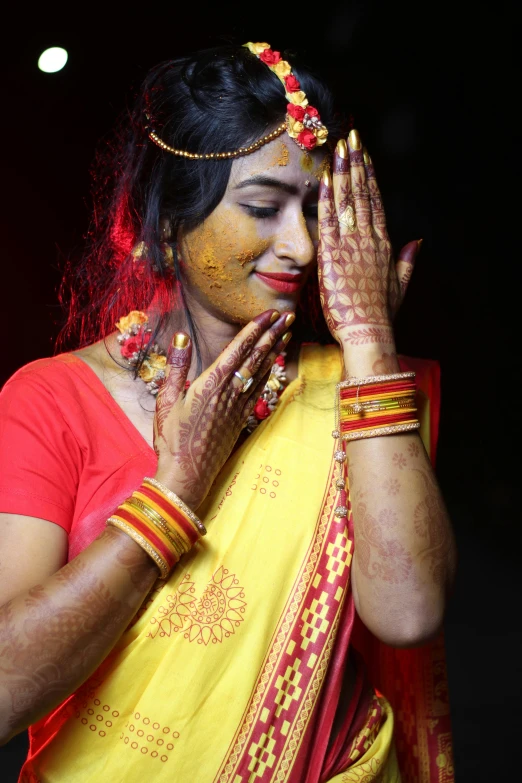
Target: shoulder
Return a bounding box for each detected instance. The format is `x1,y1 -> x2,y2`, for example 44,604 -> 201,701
0,354 -> 95,425
2,353 -> 84,391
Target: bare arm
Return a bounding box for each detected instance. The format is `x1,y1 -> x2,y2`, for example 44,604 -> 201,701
318,133 -> 457,646
0,516 -> 157,744
345,349 -> 457,647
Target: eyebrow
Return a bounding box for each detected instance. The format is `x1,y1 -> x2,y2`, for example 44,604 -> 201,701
233,175 -> 317,195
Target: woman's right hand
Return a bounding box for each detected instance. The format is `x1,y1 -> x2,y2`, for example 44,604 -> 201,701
153,309 -> 293,509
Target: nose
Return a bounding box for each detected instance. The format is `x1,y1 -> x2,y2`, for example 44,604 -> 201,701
273,208 -> 316,268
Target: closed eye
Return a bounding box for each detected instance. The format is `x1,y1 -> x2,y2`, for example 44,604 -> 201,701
241,205 -> 279,219
241,205 -> 318,220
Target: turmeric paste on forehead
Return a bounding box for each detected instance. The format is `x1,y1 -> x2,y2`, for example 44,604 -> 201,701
248,141 -> 289,177
300,151 -> 329,181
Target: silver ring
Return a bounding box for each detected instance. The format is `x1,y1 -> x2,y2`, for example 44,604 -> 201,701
234,370 -> 254,394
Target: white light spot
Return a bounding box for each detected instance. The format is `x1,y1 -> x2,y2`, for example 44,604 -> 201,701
38,47 -> 68,73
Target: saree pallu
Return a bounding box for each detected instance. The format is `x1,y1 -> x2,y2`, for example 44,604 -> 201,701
21,345 -> 453,783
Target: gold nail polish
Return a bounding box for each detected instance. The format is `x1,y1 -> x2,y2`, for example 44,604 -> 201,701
363,148 -> 372,165
417,238 -> 424,249
173,332 -> 189,349
348,129 -> 362,150
270,311 -> 280,324
336,139 -> 348,159
285,313 -> 296,327
322,167 -> 332,187
282,331 -> 292,345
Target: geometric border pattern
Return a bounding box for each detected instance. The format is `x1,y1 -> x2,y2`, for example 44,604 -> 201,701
215,453 -> 354,783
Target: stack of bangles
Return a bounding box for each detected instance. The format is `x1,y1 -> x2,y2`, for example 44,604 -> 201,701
332,372 -> 420,519
107,477 -> 206,579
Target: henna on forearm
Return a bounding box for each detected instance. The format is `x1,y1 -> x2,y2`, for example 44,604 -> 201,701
341,327 -> 395,346
347,435 -> 456,646
0,527 -> 158,743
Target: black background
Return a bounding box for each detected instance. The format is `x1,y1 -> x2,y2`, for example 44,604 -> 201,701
1,2 -> 520,780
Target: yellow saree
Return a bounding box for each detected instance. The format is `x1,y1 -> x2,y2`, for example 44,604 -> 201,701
22,345 -> 451,783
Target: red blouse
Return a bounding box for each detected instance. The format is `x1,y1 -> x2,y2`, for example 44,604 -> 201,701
0,354 -> 158,560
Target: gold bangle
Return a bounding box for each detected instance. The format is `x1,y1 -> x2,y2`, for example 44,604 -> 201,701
143,477 -> 207,536
124,497 -> 186,557
341,421 -> 421,441
337,371 -> 416,390
107,517 -> 169,579
341,397 -> 417,415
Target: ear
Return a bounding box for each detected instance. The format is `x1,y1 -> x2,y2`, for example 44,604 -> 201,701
159,215 -> 172,242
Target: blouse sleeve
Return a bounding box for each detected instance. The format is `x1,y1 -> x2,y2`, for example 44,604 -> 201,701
0,367 -> 82,532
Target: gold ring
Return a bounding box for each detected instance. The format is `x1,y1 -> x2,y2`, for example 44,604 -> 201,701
234,369 -> 254,393
339,205 -> 357,233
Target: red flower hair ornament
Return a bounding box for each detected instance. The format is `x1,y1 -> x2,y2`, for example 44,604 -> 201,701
146,43 -> 328,160
244,42 -> 329,152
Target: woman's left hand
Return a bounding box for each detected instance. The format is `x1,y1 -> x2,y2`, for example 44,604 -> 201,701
317,129 -> 421,352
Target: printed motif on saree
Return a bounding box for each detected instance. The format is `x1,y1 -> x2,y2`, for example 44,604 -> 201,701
21,346 -> 453,783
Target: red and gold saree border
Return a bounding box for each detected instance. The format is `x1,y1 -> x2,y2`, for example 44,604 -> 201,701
214,451 -> 354,783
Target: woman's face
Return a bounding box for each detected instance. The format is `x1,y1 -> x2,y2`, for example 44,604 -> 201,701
178,137 -> 326,324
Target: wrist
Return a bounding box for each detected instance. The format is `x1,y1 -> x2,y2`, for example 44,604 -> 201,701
342,344 -> 400,378
153,467 -> 200,511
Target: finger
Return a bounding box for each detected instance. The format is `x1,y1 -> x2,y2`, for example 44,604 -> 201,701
216,308 -> 280,379
254,332 -> 291,386
363,147 -> 387,237
163,332 -> 192,402
348,129 -> 371,236
233,313 -> 294,390
240,332 -> 291,418
318,167 -> 339,266
154,333 -> 192,447
333,138 -> 353,226
395,239 -> 422,299
241,358 -> 277,420
243,373 -> 271,420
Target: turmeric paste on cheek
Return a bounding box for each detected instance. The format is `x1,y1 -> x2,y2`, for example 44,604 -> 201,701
179,207 -> 278,323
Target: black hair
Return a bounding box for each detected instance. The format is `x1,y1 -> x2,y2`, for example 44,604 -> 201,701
59,43 -> 342,364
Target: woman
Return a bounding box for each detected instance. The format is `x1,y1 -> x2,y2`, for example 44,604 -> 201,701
0,41 -> 456,781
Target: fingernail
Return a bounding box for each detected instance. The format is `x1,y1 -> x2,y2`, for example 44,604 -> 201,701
173,332 -> 189,349
336,139 -> 348,159
270,311 -> 280,324
322,167 -> 332,188
282,331 -> 292,345
417,238 -> 423,250
285,312 -> 295,327
363,148 -> 372,165
348,129 -> 362,151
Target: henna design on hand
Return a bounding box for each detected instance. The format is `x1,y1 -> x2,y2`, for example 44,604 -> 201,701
153,311 -> 288,508
154,343 -> 191,456
399,264 -> 413,297
342,327 -> 394,345
318,138 -> 403,347
174,333 -> 259,501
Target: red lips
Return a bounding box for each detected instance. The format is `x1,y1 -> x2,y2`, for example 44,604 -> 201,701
255,271 -> 303,294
